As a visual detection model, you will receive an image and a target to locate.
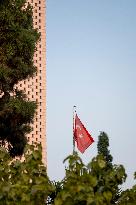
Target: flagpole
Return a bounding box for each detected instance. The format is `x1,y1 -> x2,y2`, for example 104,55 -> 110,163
73,105 -> 76,154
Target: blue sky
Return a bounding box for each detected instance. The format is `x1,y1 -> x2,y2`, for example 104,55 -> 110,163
46,0 -> 136,189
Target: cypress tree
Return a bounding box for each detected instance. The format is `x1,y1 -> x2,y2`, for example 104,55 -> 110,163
97,132 -> 113,168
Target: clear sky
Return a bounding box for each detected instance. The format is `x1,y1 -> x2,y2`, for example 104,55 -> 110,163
46,0 -> 136,189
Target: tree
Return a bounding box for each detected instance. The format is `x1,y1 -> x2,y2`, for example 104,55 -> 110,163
53,152 -> 126,205
117,172 -> 136,205
0,144 -> 54,205
0,135 -> 134,205
97,132 -> 127,203
97,132 -> 113,168
0,0 -> 39,157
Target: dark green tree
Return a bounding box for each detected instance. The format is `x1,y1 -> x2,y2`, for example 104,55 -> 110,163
0,0 -> 39,157
97,132 -> 113,168
97,132 -> 127,203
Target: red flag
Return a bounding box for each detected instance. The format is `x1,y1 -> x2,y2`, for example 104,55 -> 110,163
74,114 -> 94,153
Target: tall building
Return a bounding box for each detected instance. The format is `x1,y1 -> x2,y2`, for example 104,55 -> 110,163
19,0 -> 47,164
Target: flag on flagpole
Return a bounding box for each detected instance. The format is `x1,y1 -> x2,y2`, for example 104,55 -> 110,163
74,114 -> 94,153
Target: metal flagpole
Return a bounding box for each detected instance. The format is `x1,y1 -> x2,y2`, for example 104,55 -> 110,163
73,105 -> 76,154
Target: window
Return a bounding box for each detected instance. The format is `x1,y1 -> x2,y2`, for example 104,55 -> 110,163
36,131 -> 38,134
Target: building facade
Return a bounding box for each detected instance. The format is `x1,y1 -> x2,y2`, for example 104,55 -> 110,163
19,0 -> 47,164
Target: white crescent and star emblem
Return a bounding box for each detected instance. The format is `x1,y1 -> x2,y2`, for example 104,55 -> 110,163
76,125 -> 84,138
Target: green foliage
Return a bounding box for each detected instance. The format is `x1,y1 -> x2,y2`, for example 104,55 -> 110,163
97,132 -> 127,203
0,0 -> 39,91
0,144 -> 54,205
53,152 -> 126,205
0,135 -> 135,205
97,132 -> 113,168
0,0 -> 39,157
47,181 -> 63,204
117,172 -> 136,205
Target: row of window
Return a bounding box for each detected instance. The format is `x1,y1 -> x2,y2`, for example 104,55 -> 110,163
35,118 -> 42,123
28,134 -> 42,141
31,1 -> 41,5
28,140 -> 42,145
35,50 -> 42,56
20,81 -> 42,87
19,83 -> 42,89
35,24 -> 41,30
27,95 -> 42,99
34,57 -> 42,61
34,2 -> 41,6
27,80 -> 42,86
27,88 -> 42,93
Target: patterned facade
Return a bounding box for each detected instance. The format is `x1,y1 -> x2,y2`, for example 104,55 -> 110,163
19,0 -> 47,164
